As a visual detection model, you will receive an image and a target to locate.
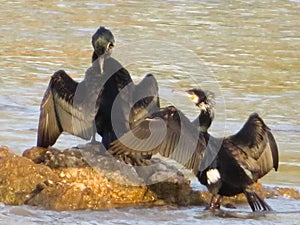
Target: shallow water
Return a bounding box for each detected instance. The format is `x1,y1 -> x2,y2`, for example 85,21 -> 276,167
1,199 -> 300,225
0,0 -> 300,224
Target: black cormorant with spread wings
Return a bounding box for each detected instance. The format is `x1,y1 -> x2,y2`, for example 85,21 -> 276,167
109,89 -> 279,211
37,27 -> 160,149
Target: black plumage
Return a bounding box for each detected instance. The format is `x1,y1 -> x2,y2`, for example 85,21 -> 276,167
197,111 -> 278,211
109,89 -> 214,173
37,27 -> 160,149
109,104 -> 206,170
109,89 -> 279,211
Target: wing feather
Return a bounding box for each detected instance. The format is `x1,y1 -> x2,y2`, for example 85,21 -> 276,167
267,130 -> 279,171
37,86 -> 62,148
109,106 -> 206,172
226,113 -> 279,179
130,74 -> 160,127
37,70 -> 96,147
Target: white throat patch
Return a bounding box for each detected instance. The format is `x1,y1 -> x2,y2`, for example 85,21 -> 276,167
206,169 -> 221,185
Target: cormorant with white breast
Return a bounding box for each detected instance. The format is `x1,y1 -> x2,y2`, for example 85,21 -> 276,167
37,26 -> 160,149
109,88 -> 279,211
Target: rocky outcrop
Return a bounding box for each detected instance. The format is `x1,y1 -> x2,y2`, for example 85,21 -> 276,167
0,146 -> 59,205
0,145 -> 205,210
0,145 -> 299,210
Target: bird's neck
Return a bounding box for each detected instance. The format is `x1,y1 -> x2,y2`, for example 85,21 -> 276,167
98,55 -> 105,74
91,54 -> 110,75
197,107 -> 214,133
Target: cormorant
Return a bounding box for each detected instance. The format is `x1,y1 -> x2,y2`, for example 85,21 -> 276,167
37,26 -> 160,149
109,89 -> 213,172
109,89 -> 279,211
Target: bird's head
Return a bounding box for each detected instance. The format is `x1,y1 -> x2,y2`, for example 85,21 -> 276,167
92,26 -> 115,58
174,88 -> 215,132
186,89 -> 216,132
178,88 -> 215,112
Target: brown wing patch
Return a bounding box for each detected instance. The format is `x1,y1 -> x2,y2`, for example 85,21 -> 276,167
37,86 -> 62,148
37,70 -> 95,147
109,106 -> 206,172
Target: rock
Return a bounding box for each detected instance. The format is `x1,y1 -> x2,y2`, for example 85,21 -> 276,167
264,185 -> 300,200
26,167 -> 155,210
22,147 -> 48,164
0,145 -> 299,211
0,146 -> 59,205
24,145 -> 146,185
22,145 -> 205,209
23,146 -> 89,168
21,145 -> 205,209
22,145 -> 158,210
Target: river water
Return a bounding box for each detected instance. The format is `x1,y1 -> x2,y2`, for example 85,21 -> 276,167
0,0 -> 299,224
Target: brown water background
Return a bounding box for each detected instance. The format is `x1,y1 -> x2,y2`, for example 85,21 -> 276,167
0,0 -> 299,224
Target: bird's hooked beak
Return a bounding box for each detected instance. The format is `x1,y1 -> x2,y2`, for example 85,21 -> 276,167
172,90 -> 188,96
172,90 -> 200,105
173,89 -> 210,112
187,93 -> 200,105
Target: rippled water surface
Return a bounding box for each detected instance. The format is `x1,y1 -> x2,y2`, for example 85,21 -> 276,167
0,0 -> 299,224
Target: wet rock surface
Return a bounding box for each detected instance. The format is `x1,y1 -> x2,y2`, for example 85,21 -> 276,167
0,145 -> 204,210
0,146 -> 59,205
0,145 -> 299,210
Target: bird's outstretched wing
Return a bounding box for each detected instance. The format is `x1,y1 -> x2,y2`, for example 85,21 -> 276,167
37,70 -> 96,147
224,112 -> 279,179
109,106 -> 206,173
130,73 -> 160,127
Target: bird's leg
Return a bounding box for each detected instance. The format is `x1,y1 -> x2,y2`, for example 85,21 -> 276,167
206,194 -> 222,210
91,133 -> 97,144
214,195 -> 223,209
90,121 -> 101,145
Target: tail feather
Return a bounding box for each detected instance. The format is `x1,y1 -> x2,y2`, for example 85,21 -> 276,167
244,191 -> 272,212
